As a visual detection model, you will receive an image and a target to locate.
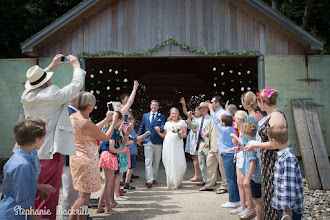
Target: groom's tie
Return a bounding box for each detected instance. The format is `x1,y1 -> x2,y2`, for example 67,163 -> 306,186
199,116 -> 204,138
151,113 -> 156,124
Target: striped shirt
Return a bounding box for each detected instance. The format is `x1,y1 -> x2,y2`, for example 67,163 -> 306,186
272,147 -> 303,214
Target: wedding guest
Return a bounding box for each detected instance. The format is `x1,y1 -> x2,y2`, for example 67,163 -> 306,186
69,92 -> 117,219
138,100 -> 166,187
229,110 -> 248,215
156,107 -> 187,190
124,115 -> 151,190
186,102 -> 212,186
208,102 -> 239,208
0,117 -> 47,219
241,92 -> 258,125
180,97 -> 202,182
232,122 -> 260,220
244,88 -> 287,220
21,54 -> 85,219
61,93 -> 80,220
199,96 -> 227,193
268,125 -> 303,220
97,111 -> 126,214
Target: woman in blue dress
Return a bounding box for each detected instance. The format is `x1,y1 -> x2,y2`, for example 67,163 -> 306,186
180,98 -> 201,182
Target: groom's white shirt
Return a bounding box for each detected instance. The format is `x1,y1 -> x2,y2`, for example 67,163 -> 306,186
149,111 -> 158,123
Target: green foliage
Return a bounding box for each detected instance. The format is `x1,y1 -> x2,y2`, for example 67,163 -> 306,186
78,36 -> 258,58
0,0 -> 83,58
261,0 -> 330,54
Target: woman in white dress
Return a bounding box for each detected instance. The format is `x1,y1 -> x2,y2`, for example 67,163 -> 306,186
157,107 -> 187,190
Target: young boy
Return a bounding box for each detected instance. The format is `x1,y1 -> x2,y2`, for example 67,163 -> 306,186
209,101 -> 240,208
123,115 -> 151,190
268,125 -> 303,220
0,117 -> 47,219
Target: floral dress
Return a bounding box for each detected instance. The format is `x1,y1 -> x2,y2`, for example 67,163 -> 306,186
70,116 -> 101,193
259,110 -> 287,220
185,117 -> 198,155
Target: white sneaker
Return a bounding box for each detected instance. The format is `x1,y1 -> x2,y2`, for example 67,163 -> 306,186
230,207 -> 244,214
234,202 -> 241,207
221,201 -> 239,208
114,196 -> 127,201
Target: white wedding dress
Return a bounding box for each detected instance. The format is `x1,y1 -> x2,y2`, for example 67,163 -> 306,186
162,120 -> 187,189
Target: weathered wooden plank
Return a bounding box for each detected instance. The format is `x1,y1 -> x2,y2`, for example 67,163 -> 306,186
83,22 -> 89,52
230,3 -> 237,50
150,0 -> 157,49
219,0 -> 226,49
71,30 -> 78,56
106,6 -> 112,50
89,17 -> 95,53
66,33 -> 72,56
94,11 -> 101,52
253,18 -> 259,51
292,99 -> 322,190
224,0 -> 231,49
184,0 -> 191,46
303,99 -> 330,189
213,0 -> 220,50
247,13 -> 253,51
264,25 -> 270,54
77,26 -> 83,56
117,0 -> 123,52
111,1 -> 118,50
236,7 -> 243,51
196,0 -> 204,49
189,0 -> 197,48
100,8 -> 107,51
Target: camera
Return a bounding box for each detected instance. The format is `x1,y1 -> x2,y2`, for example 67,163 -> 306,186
60,56 -> 68,62
107,102 -> 114,111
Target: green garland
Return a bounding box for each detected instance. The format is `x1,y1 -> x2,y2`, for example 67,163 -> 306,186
78,36 -> 258,57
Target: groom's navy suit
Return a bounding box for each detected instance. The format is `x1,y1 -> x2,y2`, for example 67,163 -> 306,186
138,112 -> 166,183
138,112 -> 166,144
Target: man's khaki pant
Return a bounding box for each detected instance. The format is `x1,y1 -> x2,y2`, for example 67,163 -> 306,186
204,151 -> 228,189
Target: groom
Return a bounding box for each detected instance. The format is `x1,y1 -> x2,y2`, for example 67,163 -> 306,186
138,100 -> 166,187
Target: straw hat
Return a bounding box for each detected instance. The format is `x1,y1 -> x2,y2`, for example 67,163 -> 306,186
25,65 -> 53,90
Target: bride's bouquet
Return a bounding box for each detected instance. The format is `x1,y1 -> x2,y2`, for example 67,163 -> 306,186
171,125 -> 182,133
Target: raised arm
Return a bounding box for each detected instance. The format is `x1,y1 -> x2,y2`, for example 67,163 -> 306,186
82,112 -> 119,142
121,80 -> 139,115
180,97 -> 189,116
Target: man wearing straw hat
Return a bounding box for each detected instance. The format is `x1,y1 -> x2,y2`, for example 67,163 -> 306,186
21,54 -> 86,219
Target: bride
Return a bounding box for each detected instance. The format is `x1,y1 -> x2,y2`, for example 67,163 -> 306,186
156,107 -> 187,190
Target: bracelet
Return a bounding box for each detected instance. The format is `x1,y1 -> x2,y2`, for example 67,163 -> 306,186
105,118 -> 109,124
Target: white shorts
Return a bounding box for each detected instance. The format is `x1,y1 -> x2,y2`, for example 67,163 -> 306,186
236,151 -> 244,169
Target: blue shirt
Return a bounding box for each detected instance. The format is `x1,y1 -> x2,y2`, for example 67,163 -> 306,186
210,111 -> 235,154
273,147 -> 303,214
243,140 -> 262,183
0,149 -> 37,219
245,113 -> 258,125
102,131 -> 117,152
129,129 -> 138,155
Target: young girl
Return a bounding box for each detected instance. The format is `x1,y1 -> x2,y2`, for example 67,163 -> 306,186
229,110 -> 248,215
97,111 -> 127,214
180,97 -> 202,182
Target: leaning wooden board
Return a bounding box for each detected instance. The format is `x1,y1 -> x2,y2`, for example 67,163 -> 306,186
303,99 -> 330,190
292,99 -> 321,189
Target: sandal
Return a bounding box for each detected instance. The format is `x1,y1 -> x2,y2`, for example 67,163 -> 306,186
199,187 -> 213,191
216,189 -> 228,194
240,209 -> 256,220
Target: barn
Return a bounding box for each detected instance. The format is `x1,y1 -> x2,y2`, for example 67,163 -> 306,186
0,0 -> 329,169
